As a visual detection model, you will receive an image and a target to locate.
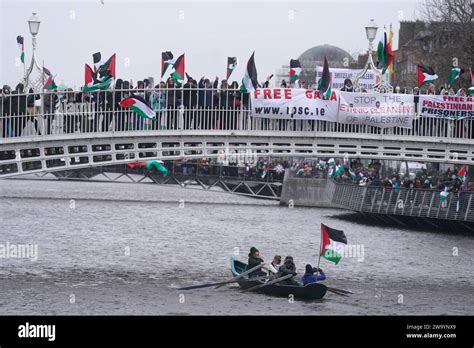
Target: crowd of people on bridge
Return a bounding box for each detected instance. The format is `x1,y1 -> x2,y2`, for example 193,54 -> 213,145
1,73 -> 473,139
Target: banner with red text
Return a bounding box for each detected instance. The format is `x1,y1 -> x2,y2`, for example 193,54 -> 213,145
419,95 -> 474,120
250,88 -> 339,121
338,92 -> 416,128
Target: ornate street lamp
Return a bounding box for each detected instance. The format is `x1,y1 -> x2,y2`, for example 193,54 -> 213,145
24,12 -> 44,92
352,19 -> 393,93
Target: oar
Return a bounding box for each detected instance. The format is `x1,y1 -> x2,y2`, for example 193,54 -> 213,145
214,263 -> 266,289
327,286 -> 353,295
326,288 -> 350,297
177,275 -> 269,291
241,274 -> 294,293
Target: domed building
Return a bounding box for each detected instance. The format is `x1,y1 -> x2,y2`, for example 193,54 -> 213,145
275,44 -> 363,86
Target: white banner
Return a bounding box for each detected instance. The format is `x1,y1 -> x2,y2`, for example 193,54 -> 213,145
338,92 -> 416,128
251,88 -> 339,121
419,95 -> 474,120
316,67 -> 378,90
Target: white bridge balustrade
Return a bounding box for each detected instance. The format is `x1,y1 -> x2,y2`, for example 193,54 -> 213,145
1,87 -> 474,178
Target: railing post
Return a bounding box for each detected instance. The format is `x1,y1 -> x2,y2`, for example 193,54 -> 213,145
465,194 -> 473,222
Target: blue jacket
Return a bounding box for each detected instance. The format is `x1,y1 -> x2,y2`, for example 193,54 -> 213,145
302,270 -> 326,285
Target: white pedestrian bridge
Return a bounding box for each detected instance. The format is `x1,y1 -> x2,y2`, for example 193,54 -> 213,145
1,88 -> 473,178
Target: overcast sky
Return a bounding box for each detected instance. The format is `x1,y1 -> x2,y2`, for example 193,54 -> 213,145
1,0 -> 423,87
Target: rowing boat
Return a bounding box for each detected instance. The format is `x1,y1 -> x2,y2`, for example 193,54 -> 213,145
231,257 -> 327,300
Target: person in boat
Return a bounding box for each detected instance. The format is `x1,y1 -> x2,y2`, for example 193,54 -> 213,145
277,256 -> 299,286
247,247 -> 266,278
264,255 -> 281,278
302,264 -> 326,285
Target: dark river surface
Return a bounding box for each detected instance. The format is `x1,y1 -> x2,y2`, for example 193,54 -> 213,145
0,179 -> 473,315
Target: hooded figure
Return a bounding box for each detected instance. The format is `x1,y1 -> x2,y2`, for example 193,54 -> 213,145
247,247 -> 265,277
302,264 -> 326,285
277,256 -> 300,285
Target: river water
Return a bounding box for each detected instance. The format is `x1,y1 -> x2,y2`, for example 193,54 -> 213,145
0,179 -> 473,315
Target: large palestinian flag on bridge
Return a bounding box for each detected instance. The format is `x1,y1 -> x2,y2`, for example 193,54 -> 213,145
377,29 -> 394,73
240,52 -> 258,93
119,95 -> 156,119
161,51 -> 174,78
448,66 -> 465,86
320,223 -> 347,264
318,56 -> 331,99
227,57 -> 238,79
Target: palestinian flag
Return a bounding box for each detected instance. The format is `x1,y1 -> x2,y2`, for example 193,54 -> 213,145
96,53 -> 116,80
17,35 -> 25,63
327,158 -> 335,167
119,95 -> 156,120
127,160 -> 169,176
457,166 -> 467,183
440,189 -> 449,203
171,54 -> 185,87
43,68 -> 57,90
332,165 -> 345,178
161,51 -> 174,78
226,57 -> 238,80
448,66 -> 465,85
289,59 -> 302,83
377,30 -> 394,73
320,224 -> 347,265
240,52 -> 259,93
318,56 -> 331,99
92,52 -> 101,72
417,65 -> 438,87
468,86 -> 474,96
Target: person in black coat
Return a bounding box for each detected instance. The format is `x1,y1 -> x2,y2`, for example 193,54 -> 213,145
247,247 -> 266,278
277,256 -> 299,285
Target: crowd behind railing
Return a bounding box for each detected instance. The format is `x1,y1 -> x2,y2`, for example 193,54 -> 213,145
1,76 -> 473,140
290,157 -> 473,192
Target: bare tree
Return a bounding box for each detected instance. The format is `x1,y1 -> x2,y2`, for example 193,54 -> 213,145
418,0 -> 473,88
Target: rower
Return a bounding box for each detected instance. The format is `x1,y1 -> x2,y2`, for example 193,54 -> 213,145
247,247 -> 266,278
277,256 -> 299,286
302,264 -> 326,285
265,255 -> 281,278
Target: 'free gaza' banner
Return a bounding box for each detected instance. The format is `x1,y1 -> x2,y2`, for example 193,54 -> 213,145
338,92 -> 416,128
250,88 -> 339,121
419,95 -> 474,120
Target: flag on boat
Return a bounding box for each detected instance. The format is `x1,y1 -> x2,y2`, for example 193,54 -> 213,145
289,59 -> 302,83
227,57 -> 238,79
92,52 -> 102,72
171,54 -> 185,87
448,66 -> 465,85
17,35 -> 25,63
161,51 -> 174,78
320,223 -> 347,265
318,56 -> 331,99
417,65 -> 438,87
240,52 -> 259,93
127,160 -> 169,176
376,29 -> 394,73
119,95 -> 156,120
96,53 -> 116,80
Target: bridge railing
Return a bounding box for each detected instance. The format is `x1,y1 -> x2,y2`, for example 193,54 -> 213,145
1,87 -> 474,141
331,182 -> 474,222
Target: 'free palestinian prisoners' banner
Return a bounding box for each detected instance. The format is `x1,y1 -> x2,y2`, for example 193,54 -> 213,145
316,66 -> 378,90
338,92 -> 416,128
419,95 -> 474,120
251,88 -> 339,121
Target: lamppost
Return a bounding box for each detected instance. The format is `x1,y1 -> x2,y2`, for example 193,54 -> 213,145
24,12 -> 43,91
352,19 -> 393,93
